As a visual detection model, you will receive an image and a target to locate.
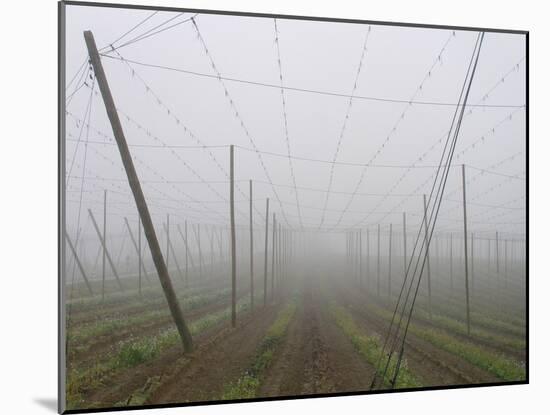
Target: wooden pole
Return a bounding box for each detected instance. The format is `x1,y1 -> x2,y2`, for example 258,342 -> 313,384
422,194 -> 432,320
264,198 -> 270,306
230,145 -> 237,327
496,231 -> 500,274
271,213 -> 276,301
88,209 -> 124,291
388,223 -> 392,299
402,213 -> 407,282
366,228 -> 370,291
124,217 -> 150,283
166,214 -> 170,271
359,229 -> 363,288
191,224 -> 202,279
177,223 -> 195,280
84,30 -> 193,352
450,233 -> 454,294
138,217 -> 142,295
102,189 -> 107,299
461,164 -> 471,336
487,237 -> 491,275
471,232 -> 475,296
65,231 -> 93,295
163,223 -> 184,283
249,180 -> 254,310
184,221 -> 188,285
210,226 -> 215,277
377,224 -> 381,297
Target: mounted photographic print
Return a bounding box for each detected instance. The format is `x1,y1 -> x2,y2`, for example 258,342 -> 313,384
59,1 -> 528,413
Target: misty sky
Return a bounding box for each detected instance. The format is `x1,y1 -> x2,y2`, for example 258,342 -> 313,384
64,4 -> 526,252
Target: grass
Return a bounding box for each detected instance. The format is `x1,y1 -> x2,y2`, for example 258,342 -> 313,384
67,288 -> 231,349
365,302 -> 526,382
328,303 -> 421,389
221,301 -> 297,400
66,294 -> 255,409
413,309 -> 526,351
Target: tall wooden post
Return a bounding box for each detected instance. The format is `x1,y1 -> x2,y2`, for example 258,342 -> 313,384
461,164 -> 471,336
487,237 -> 491,275
163,223 -> 184,283
366,228 -> 370,291
377,224 -> 381,297
471,232 -> 475,296
402,213 -> 407,281
388,223 -> 392,299
124,217 -> 150,283
184,221 -> 188,285
210,226 -> 215,277
84,30 -> 193,352
496,231 -> 500,274
230,145 -> 236,327
359,229 -> 363,288
271,213 -> 276,301
138,216 -> 142,295
278,223 -> 282,287
249,180 -> 254,310
177,223 -> 195,282
264,198 -> 270,306
89,209 -> 123,291
423,194 -> 432,320
450,233 -> 454,293
166,214 -> 170,271
102,189 -> 107,299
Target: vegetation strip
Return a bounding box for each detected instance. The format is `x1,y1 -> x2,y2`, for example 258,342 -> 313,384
414,309 -> 525,351
67,294 -> 256,409
328,303 -> 421,389
68,288 -> 231,347
221,301 -> 297,400
363,302 -> 525,381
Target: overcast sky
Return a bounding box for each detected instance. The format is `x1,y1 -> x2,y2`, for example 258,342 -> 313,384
64,4 -> 526,252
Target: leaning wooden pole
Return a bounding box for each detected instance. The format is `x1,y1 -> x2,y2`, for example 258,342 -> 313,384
461,164 -> 471,336
65,231 -> 93,295
163,223 -> 184,283
88,209 -> 124,291
264,198 -> 270,306
83,30 -> 193,352
249,180 -> 254,310
230,145 -> 237,327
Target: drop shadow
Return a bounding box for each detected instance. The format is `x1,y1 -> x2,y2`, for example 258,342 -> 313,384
34,398 -> 57,413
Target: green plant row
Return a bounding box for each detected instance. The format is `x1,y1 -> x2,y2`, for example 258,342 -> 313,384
413,308 -> 525,351
365,303 -> 526,381
67,294 -> 256,410
328,303 -> 421,389
221,301 -> 297,400
67,288 -> 231,347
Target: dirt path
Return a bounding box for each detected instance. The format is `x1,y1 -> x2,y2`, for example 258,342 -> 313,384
146,302 -> 284,405
257,277 -> 376,398
78,303 -> 279,409
68,293 -> 241,367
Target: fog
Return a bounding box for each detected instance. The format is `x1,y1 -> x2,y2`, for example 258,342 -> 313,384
63,5 -> 526,284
